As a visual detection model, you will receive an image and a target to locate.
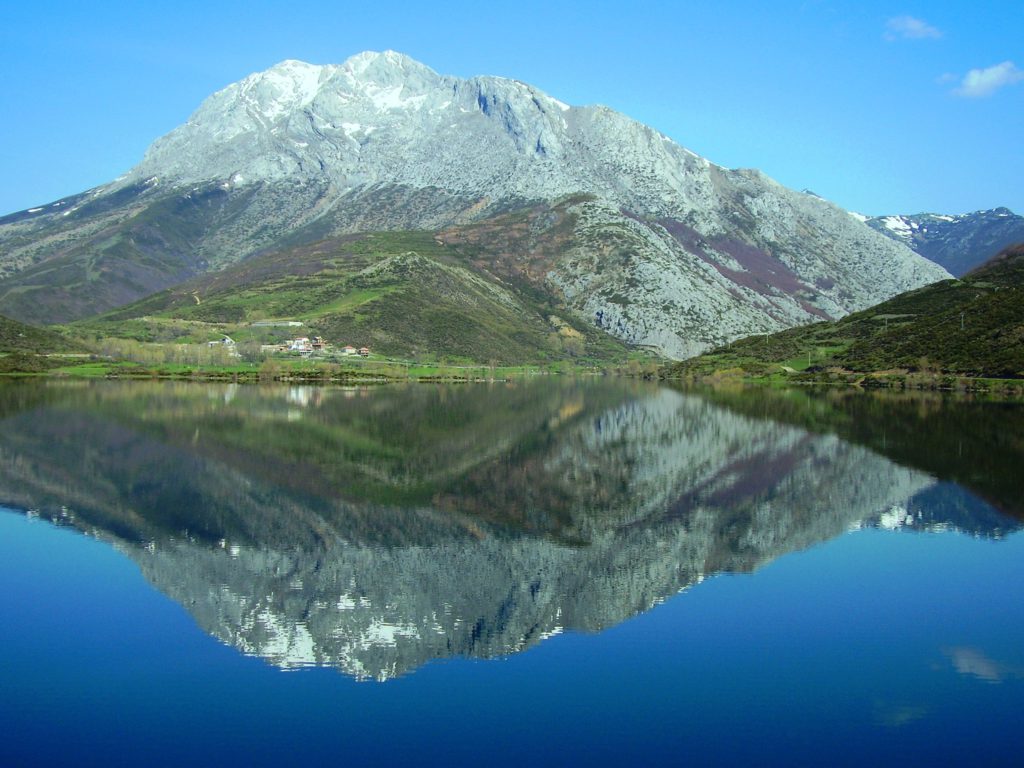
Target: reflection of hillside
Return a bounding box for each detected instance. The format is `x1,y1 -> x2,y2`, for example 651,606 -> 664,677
685,385 -> 1024,520
0,380 -> 955,681
0,380 -> 629,545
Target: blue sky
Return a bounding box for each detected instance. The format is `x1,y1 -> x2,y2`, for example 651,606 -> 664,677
1,0 -> 1021,217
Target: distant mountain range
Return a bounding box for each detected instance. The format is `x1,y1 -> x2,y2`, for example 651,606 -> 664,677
864,207 -> 1024,277
0,51 -> 948,360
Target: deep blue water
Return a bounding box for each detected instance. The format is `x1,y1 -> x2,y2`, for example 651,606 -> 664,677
0,380 -> 1022,766
3,513 -> 1023,767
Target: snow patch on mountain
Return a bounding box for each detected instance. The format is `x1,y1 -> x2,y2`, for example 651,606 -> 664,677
867,207 -> 1024,276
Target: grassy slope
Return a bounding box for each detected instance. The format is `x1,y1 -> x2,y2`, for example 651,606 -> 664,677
664,243 -> 1024,380
0,313 -> 89,373
80,230 -> 628,365
0,313 -> 82,354
0,183 -> 251,324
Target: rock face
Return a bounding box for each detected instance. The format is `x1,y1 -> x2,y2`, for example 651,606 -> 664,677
866,207 -> 1024,277
0,51 -> 949,357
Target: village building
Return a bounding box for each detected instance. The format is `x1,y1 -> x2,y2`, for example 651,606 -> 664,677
258,336 -> 333,357
207,335 -> 240,357
288,337 -> 313,354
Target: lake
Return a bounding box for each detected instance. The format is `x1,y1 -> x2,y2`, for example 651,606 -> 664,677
1,379 -> 1022,766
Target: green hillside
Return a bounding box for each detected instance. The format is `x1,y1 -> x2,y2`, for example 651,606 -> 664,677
1,314 -> 78,354
664,243 -> 1024,382
0,183 -> 252,324
80,231 -> 627,365
0,313 -> 88,373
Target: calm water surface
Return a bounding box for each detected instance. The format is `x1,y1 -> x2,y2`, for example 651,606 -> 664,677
0,379 -> 1022,766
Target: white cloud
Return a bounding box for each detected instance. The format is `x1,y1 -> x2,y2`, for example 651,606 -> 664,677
945,646 -> 1023,684
885,15 -> 942,41
953,61 -> 1024,98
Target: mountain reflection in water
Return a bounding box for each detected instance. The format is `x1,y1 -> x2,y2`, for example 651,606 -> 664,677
0,379 -> 1018,681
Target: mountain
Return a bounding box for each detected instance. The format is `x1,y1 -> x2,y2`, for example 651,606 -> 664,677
664,243 -> 1024,380
0,51 -> 949,359
866,207 -> 1024,276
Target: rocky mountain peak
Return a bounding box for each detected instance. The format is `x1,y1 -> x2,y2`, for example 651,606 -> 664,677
341,49 -> 438,80
0,51 -> 952,357
128,50 -> 588,193
229,59 -> 333,120
226,52 -> 441,118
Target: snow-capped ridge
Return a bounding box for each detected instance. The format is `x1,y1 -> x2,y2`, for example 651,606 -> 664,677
866,206 -> 1024,276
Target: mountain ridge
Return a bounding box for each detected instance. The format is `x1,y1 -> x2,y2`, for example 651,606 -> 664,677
866,207 -> 1024,276
0,51 -> 950,359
